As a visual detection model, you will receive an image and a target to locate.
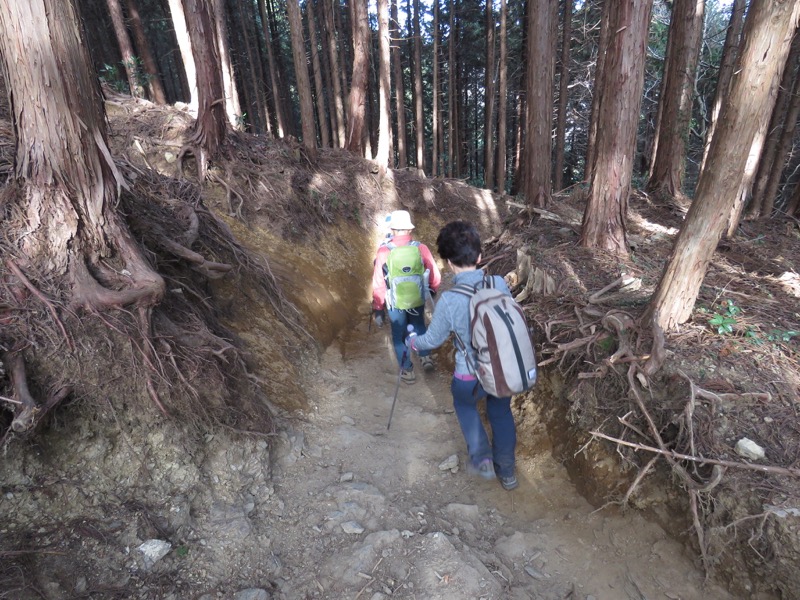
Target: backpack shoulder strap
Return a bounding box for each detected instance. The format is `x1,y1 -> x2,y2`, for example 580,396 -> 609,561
449,283 -> 477,298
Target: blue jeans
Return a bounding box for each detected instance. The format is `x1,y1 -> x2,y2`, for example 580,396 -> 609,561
388,306 -> 429,370
451,377 -> 516,478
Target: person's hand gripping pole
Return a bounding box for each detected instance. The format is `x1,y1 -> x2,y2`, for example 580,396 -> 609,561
387,325 -> 415,430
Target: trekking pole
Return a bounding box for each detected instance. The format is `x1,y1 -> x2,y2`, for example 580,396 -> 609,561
387,324 -> 414,430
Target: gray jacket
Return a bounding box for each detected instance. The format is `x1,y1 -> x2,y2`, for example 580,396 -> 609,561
412,268 -> 511,375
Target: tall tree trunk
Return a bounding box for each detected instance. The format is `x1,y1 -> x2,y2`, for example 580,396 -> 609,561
787,177 -> 800,216
749,28 -> 800,217
124,0 -> 167,103
580,0 -> 654,254
701,0 -> 746,171
167,0 -> 198,112
267,0 -> 294,136
584,0 -> 610,182
413,0 -> 425,171
315,0 -> 337,142
554,0 -> 572,192
323,0 -> 346,146
496,0 -> 508,194
484,0 -> 497,191
448,0 -> 457,177
760,77 -> 800,215
213,0 -> 243,129
181,0 -> 227,179
256,0 -> 283,136
307,3 -> 330,148
0,0 -> 164,307
646,0 -> 705,200
391,0 -> 408,167
346,0 -> 369,155
510,90 -> 524,195
237,0 -> 267,132
760,70 -> 800,217
287,0 -> 318,160
376,0 -> 392,167
336,0 -> 352,109
525,0 -> 557,208
726,8 -> 796,236
431,0 -> 440,176
106,0 -> 144,97
645,0 -> 800,332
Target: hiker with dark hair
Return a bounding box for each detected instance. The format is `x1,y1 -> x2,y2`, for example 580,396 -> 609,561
405,220 -> 520,491
372,210 -> 441,384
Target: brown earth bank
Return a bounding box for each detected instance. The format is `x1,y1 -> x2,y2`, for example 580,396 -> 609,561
0,98 -> 798,599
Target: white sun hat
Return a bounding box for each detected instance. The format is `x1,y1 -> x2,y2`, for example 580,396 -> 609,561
388,210 -> 415,230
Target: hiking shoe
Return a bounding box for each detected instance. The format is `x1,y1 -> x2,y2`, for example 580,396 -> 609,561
499,474 -> 519,491
420,355 -> 434,372
400,368 -> 416,384
467,458 -> 496,480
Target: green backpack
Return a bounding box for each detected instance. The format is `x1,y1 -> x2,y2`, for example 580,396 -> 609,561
384,241 -> 427,310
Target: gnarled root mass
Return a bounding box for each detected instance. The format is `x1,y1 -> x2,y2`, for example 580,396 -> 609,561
525,273 -> 796,580
0,156 -> 309,439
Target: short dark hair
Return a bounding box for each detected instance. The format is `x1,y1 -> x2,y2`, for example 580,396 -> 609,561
436,221 -> 481,267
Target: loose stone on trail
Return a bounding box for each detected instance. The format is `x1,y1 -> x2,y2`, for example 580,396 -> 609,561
438,454 -> 459,472
341,521 -> 365,534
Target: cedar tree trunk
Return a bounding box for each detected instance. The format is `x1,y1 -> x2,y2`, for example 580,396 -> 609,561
484,0 -> 497,191
0,0 -> 164,308
554,0 -> 572,192
392,0 -> 408,167
376,0 -> 392,167
645,0 -> 800,331
580,0 -> 654,254
496,0 -> 508,193
346,0 -> 369,155
646,0 -> 704,200
125,0 -> 167,104
287,0 -> 318,160
181,0 -> 227,178
524,0 -> 557,207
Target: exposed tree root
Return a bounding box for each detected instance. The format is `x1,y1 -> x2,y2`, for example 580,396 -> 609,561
2,349 -> 39,432
534,271 -> 792,581
5,258 -> 72,350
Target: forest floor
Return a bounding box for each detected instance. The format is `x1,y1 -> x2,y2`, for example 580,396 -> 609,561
0,96 -> 798,599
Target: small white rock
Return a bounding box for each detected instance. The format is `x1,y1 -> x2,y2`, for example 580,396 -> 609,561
340,472 -> 354,482
342,416 -> 356,425
137,539 -> 172,568
341,521 -> 365,534
735,437 -> 766,461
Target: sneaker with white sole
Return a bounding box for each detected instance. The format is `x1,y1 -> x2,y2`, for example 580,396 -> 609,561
499,474 -> 519,490
400,368 -> 416,384
420,355 -> 434,372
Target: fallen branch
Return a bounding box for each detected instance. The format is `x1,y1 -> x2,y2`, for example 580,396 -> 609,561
589,430 -> 800,477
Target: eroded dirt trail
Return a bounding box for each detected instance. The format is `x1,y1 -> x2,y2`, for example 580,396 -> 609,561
265,312 -> 734,600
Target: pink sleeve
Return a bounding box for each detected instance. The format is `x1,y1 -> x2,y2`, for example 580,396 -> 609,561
372,246 -> 389,310
419,244 -> 442,292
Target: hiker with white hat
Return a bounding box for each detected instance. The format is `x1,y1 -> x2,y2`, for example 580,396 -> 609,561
372,210 -> 441,384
